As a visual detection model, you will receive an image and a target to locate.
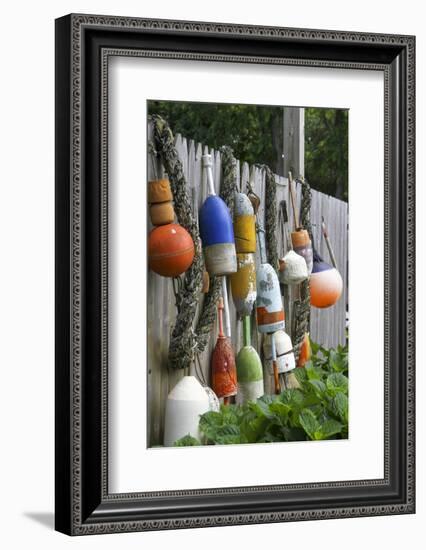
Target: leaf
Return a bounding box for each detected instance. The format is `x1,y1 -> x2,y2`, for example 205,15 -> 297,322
240,415 -> 269,443
308,379 -> 327,399
269,401 -> 291,423
326,373 -> 349,395
173,434 -> 201,446
299,409 -> 321,440
280,388 -> 305,409
332,392 -> 349,423
254,394 -> 278,419
293,367 -> 308,384
199,411 -> 225,441
305,362 -> 326,381
217,424 -> 240,436
310,340 -> 321,355
318,419 -> 343,439
214,424 -> 243,445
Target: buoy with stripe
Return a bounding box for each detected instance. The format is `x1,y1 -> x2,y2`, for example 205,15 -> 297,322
310,250 -> 343,308
199,155 -> 237,276
148,223 -> 195,277
234,192 -> 256,253
236,316 -> 264,403
263,330 -> 296,375
256,228 -> 285,334
256,227 -> 285,394
230,193 -> 257,317
163,376 -> 210,447
211,297 -> 237,403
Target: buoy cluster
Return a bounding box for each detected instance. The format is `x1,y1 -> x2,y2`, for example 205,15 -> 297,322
148,158 -> 344,446
147,177 -> 195,278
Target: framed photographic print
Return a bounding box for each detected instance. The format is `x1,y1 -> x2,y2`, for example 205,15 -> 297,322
55,14 -> 415,535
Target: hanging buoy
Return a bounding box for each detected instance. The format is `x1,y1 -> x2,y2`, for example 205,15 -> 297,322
256,227 -> 285,395
310,250 -> 343,308
278,199 -> 308,285
230,192 -> 257,316
288,175 -> 313,274
291,229 -> 313,274
199,155 -> 237,276
234,193 -> 256,253
149,202 -> 174,226
236,316 -> 264,403
148,178 -> 173,203
256,228 -> 285,334
263,330 -> 296,374
148,223 -> 194,277
211,297 -> 237,403
230,253 -> 257,317
163,376 -> 210,447
279,250 -> 308,285
297,332 -> 312,367
203,385 -> 220,412
148,178 -> 175,226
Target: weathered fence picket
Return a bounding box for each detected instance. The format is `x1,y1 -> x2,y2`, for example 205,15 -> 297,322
147,125 -> 348,447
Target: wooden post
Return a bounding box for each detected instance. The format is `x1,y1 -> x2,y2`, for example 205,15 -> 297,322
283,108 -> 305,344
283,107 -> 305,179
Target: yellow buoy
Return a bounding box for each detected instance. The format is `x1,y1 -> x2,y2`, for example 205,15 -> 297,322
230,253 -> 257,317
234,193 -> 256,253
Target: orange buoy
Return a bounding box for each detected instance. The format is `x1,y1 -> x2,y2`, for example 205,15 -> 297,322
148,178 -> 173,203
211,298 -> 237,401
297,333 -> 312,367
310,251 -> 343,308
148,223 -> 194,277
148,178 -> 175,226
149,202 -> 175,226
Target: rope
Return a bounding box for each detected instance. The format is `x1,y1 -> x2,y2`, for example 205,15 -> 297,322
263,165 -> 279,273
299,177 -> 314,243
151,115 -> 203,369
293,177 -> 312,360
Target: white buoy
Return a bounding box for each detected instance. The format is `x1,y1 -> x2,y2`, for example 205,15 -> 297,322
263,330 -> 296,374
279,249 -> 308,285
203,386 -> 220,412
163,376 -> 210,447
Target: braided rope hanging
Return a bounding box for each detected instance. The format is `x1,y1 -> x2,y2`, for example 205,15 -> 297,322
293,178 -> 312,360
263,165 -> 279,273
151,115 -> 203,369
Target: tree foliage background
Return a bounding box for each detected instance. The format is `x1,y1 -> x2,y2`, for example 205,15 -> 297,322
148,101 -> 348,200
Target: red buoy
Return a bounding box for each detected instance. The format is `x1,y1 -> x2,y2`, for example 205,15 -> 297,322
211,298 -> 237,401
148,223 -> 194,277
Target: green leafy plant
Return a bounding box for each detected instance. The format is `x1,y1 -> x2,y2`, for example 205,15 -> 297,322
173,342 -> 349,446
173,434 -> 201,446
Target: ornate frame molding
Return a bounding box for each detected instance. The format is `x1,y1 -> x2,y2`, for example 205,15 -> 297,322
55,14 -> 415,535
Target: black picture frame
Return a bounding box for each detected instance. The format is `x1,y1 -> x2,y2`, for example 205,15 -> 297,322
55,13 -> 415,535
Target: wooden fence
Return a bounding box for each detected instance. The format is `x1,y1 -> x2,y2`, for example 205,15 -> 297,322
147,124 -> 348,447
